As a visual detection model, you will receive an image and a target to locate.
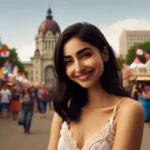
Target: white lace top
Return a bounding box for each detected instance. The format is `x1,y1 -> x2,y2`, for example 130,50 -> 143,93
58,99 -> 125,150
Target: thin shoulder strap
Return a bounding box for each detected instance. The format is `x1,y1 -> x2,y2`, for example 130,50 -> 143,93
111,98 -> 126,120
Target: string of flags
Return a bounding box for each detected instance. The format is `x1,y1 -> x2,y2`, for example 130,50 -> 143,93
0,39 -> 26,83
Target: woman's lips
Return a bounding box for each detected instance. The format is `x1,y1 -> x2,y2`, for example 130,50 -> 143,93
76,70 -> 94,81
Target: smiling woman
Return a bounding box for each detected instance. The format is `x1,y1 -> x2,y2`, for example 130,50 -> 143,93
47,22 -> 144,150
63,38 -> 104,88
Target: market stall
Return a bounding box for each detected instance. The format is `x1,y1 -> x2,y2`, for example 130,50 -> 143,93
123,57 -> 150,121
122,57 -> 149,88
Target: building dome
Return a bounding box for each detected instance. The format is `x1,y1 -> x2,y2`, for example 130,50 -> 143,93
38,8 -> 61,35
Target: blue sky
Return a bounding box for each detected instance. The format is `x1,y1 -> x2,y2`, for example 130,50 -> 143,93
1,0 -> 150,61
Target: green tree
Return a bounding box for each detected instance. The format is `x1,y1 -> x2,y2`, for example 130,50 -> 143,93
119,54 -> 126,64
0,57 -> 7,67
126,42 -> 150,65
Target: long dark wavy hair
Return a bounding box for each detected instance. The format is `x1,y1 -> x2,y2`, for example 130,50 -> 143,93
53,22 -> 129,122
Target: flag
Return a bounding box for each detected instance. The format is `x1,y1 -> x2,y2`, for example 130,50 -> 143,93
3,73 -> 8,81
136,48 -> 149,61
136,48 -> 144,55
0,67 -> 5,78
6,64 -> 13,73
12,65 -> 18,77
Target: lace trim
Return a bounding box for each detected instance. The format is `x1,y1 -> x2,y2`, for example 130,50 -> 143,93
60,122 -> 79,149
60,121 -> 115,150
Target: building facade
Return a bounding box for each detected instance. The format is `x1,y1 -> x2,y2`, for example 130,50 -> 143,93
22,8 -> 61,85
119,30 -> 150,57
22,61 -> 33,81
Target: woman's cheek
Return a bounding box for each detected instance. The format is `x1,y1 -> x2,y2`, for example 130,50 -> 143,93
66,67 -> 73,78
86,59 -> 103,68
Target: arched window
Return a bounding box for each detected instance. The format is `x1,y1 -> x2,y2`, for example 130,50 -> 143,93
45,65 -> 55,85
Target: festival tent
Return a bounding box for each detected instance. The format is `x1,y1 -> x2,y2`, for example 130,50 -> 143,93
130,57 -> 144,68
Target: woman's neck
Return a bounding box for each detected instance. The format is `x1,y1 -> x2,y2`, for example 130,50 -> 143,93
86,83 -> 113,109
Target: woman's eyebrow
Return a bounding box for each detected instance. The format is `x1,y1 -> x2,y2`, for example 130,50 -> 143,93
63,47 -> 91,59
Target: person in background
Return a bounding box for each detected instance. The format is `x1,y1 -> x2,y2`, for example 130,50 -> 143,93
47,85 -> 55,110
20,87 -> 37,134
0,84 -> 11,118
39,85 -> 48,118
37,85 -> 43,113
137,83 -> 143,96
131,84 -> 139,101
10,88 -> 20,120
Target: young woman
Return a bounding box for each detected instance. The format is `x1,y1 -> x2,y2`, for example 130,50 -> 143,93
48,23 -> 144,150
20,87 -> 36,134
10,88 -> 20,120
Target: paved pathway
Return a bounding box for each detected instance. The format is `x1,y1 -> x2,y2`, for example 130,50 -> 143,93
0,110 -> 54,150
0,110 -> 150,150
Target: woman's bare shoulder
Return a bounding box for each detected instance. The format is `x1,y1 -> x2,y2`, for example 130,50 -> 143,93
112,97 -> 144,150
119,97 -> 144,113
116,97 -> 144,126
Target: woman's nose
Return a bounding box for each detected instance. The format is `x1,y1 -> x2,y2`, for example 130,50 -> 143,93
74,60 -> 84,72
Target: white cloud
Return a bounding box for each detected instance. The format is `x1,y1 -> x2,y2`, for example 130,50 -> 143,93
17,18 -> 150,61
18,42 -> 35,61
101,18 -> 150,54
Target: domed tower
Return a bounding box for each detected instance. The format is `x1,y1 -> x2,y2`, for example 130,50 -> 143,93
36,8 -> 61,55
32,8 -> 60,85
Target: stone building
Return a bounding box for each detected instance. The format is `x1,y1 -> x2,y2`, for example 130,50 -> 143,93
119,30 -> 150,57
22,8 -> 61,85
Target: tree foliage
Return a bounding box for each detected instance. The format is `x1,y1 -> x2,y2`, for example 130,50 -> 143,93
126,42 -> 150,65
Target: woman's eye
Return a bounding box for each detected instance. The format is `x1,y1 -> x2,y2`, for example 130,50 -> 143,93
82,52 -> 92,58
64,60 -> 73,66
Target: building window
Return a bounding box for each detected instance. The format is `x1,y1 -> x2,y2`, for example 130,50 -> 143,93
47,41 -> 49,49
49,41 -> 51,49
44,41 -> 47,49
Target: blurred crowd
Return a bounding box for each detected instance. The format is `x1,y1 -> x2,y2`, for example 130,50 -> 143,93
0,83 -> 55,134
131,82 -> 150,101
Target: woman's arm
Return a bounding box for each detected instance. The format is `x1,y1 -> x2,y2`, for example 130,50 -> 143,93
47,112 -> 63,150
112,99 -> 144,150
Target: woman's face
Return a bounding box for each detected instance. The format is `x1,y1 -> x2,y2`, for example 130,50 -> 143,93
63,37 -> 104,88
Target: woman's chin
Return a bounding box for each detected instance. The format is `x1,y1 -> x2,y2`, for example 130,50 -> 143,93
78,81 -> 98,89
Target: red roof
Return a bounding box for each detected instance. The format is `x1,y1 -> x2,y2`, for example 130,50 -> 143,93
130,57 -> 144,68
132,57 -> 143,64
